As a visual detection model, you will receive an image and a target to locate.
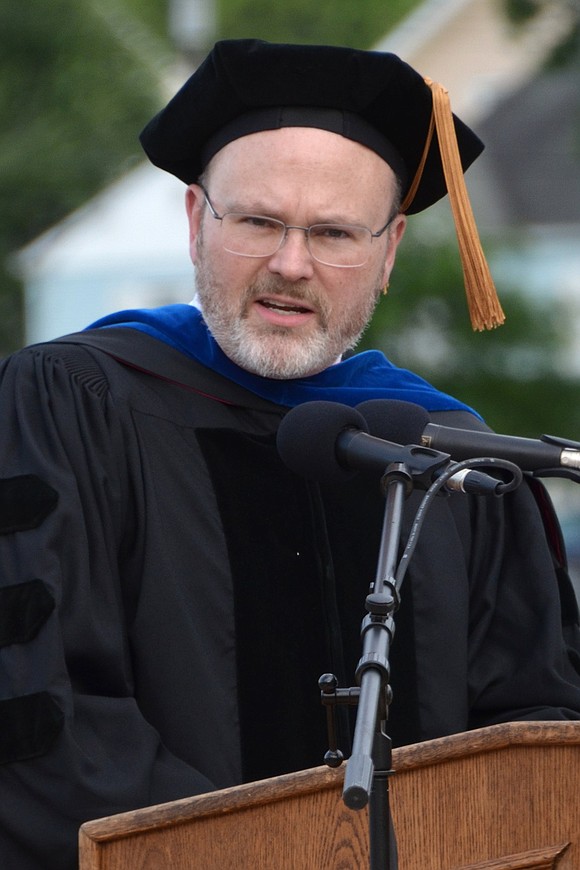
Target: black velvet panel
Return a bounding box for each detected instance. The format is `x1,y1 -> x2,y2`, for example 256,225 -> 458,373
198,428 -> 421,783
0,579 -> 56,648
0,692 -> 64,764
0,475 -> 58,535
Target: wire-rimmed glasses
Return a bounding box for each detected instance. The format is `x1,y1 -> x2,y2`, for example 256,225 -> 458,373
201,187 -> 396,268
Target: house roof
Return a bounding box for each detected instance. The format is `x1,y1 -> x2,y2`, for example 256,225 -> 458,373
376,0 -> 575,124
476,67 -> 580,224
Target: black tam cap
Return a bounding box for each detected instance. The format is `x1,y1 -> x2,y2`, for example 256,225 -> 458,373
140,39 -> 483,215
140,39 -> 505,330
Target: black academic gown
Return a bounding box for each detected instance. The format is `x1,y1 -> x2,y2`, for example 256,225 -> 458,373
1,328 -> 580,870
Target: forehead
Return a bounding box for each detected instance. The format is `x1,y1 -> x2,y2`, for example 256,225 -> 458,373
205,127 -> 397,201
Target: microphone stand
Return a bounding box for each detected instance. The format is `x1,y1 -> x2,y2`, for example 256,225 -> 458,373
347,461 -> 412,869
320,457 -> 437,870
317,442 -> 523,866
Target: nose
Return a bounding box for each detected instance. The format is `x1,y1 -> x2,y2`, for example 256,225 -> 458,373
267,227 -> 315,282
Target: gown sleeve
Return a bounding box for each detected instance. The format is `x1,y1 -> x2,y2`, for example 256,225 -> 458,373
461,472 -> 580,726
0,344 -> 215,870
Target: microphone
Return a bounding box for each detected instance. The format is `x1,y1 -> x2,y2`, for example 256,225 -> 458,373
356,399 -> 580,474
276,401 -> 506,495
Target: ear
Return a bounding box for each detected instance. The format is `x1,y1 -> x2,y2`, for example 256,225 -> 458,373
186,184 -> 205,263
381,213 -> 407,286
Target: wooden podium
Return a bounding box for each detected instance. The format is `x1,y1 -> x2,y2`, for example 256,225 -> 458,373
79,721 -> 580,869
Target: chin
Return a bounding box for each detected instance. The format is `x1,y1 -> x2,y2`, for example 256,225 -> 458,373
228,331 -> 336,380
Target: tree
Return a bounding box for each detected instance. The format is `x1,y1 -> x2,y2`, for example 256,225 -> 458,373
216,0 -> 418,48
504,0 -> 580,68
0,0 -> 172,355
359,216 -> 580,437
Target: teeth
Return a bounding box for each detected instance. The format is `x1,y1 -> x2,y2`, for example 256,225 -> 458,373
262,300 -> 308,314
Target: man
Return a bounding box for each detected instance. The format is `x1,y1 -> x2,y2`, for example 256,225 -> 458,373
1,40 -> 579,869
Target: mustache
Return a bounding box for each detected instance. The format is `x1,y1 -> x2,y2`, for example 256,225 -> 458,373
242,277 -> 331,315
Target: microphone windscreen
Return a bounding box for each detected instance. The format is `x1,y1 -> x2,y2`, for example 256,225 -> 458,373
356,399 -> 429,445
276,401 -> 368,484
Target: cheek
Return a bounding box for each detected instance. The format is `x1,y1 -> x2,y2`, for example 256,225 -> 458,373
198,244 -> 264,301
220,255 -> 261,291
330,269 -> 381,312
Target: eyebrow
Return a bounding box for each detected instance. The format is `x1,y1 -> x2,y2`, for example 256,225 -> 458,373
222,195 -> 370,227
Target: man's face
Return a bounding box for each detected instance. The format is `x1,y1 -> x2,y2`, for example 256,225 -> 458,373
186,127 -> 406,379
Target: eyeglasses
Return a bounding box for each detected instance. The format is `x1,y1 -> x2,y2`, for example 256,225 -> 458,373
200,187 -> 396,268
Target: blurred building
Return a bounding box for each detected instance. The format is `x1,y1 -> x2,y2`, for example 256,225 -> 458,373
377,0 -> 580,592
377,0 -> 580,367
19,162 -> 194,342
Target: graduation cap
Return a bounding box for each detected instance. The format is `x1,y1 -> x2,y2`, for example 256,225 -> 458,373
140,39 -> 504,330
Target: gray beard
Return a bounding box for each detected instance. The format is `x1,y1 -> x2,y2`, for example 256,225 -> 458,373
194,254 -> 381,380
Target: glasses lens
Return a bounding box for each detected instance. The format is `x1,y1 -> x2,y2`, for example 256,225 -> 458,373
308,225 -> 371,267
221,213 -> 285,257
219,213 -> 372,267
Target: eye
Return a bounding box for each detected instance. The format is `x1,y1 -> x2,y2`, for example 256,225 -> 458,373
311,225 -> 356,242
234,214 -> 281,231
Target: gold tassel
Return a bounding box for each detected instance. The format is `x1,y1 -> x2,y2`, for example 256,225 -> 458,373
403,79 -> 505,331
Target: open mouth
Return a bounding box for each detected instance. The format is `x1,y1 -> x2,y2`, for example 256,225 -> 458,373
258,297 -> 314,315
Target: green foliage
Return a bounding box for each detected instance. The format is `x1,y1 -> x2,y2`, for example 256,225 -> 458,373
123,0 -> 170,34
503,0 -> 580,69
216,0 -> 418,47
0,0 -> 170,354
360,219 -> 579,437
0,273 -> 23,357
546,23 -> 580,69
504,0 -> 538,23
1,1 -> 167,247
